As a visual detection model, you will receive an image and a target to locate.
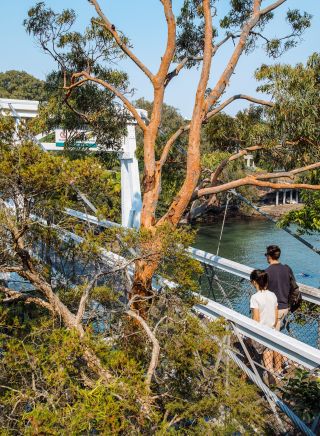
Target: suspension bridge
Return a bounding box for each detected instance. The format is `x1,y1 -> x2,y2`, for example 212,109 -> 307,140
1,97 -> 320,435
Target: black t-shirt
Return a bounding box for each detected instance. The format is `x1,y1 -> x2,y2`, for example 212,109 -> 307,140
266,263 -> 293,309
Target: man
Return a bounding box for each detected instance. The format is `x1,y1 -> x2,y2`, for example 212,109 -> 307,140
265,245 -> 294,329
265,244 -> 295,374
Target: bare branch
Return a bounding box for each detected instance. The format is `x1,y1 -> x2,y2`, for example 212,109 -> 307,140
64,71 -> 147,131
253,0 -> 262,14
205,1 -> 264,111
210,145 -> 265,185
205,94 -> 273,120
255,162 -> 320,180
158,124 -> 190,167
158,94 -> 272,169
0,285 -> 53,312
198,179 -> 320,197
0,266 -> 23,274
157,0 -> 176,81
126,309 -> 160,389
260,0 -> 287,16
75,277 -> 98,327
164,57 -> 189,88
76,257 -> 145,326
165,33 -> 241,88
196,162 -> 320,198
89,0 -> 154,82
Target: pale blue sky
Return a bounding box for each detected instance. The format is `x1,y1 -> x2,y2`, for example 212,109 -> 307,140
0,0 -> 319,117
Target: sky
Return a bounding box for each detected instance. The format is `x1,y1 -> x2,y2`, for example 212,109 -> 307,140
0,0 -> 319,118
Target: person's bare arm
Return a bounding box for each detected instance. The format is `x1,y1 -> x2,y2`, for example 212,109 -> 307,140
252,308 -> 260,323
274,306 -> 279,329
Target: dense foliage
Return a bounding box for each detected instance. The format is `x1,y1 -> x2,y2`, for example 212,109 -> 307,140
0,70 -> 46,101
0,124 -> 269,433
257,53 -> 320,232
24,2 -> 129,153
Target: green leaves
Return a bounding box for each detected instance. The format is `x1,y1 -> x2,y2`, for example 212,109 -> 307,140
176,0 -> 217,67
256,53 -> 320,168
279,178 -> 320,233
280,368 -> 320,424
0,70 -> 46,101
24,3 -> 129,153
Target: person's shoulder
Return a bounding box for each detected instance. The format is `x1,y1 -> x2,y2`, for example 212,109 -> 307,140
283,263 -> 293,273
266,290 -> 278,303
250,292 -> 259,306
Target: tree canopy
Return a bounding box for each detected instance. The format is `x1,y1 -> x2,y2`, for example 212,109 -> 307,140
24,2 -> 129,152
257,52 -> 320,232
0,70 -> 46,101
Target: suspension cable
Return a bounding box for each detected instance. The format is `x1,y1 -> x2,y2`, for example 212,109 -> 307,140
216,193 -> 231,257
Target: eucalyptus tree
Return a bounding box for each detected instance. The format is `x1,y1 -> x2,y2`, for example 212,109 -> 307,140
25,1 -> 320,301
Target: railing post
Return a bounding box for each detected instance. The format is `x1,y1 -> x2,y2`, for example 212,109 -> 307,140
120,120 -> 142,229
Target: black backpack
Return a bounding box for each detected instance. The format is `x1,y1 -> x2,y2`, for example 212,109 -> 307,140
286,265 -> 302,312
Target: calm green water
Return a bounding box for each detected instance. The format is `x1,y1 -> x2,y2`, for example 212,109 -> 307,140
195,219 -> 320,289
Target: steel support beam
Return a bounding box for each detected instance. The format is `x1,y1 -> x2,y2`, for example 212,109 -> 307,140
195,298 -> 320,370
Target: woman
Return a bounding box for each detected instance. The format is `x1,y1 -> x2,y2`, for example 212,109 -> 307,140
250,269 -> 278,384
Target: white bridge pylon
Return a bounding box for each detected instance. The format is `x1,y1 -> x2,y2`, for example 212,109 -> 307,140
0,98 -> 145,229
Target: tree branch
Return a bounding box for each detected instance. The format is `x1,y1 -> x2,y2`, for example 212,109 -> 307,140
126,309 -> 160,389
157,0 -> 214,226
64,71 -> 147,131
205,1 -> 264,111
156,0 -> 176,81
205,94 -> 273,120
158,124 -> 189,167
158,94 -> 273,169
195,162 -> 320,198
260,0 -> 287,16
75,257 -> 139,326
88,0 -> 154,82
0,285 -> 53,312
164,33 -> 238,88
255,162 -> 320,180
253,0 -> 262,14
210,145 -> 265,185
0,266 -> 24,274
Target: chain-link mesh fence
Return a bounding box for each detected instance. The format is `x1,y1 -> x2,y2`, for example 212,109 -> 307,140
198,264 -> 320,349
198,264 -> 320,434
196,308 -> 320,435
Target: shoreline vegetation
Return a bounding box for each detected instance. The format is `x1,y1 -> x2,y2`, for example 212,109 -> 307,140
189,203 -> 305,224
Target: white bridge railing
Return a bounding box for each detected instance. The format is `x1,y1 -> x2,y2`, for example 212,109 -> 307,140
65,208 -> 320,306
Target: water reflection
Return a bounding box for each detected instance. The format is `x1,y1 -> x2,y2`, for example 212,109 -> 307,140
195,220 -> 320,288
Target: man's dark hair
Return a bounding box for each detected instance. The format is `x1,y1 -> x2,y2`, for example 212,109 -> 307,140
250,269 -> 269,290
266,245 -> 281,260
